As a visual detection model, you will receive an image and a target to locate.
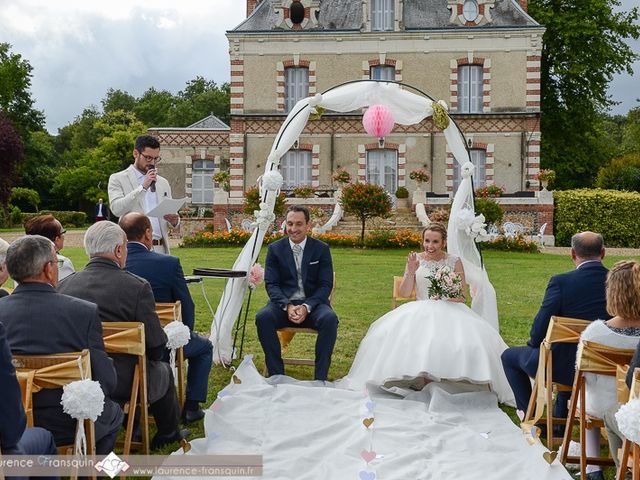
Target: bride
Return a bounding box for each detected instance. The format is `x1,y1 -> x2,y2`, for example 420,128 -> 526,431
341,222 -> 515,405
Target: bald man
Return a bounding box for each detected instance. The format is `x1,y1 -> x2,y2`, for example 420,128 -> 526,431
501,231 -> 610,423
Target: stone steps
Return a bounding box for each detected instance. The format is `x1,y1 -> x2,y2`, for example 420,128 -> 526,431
330,209 -> 425,235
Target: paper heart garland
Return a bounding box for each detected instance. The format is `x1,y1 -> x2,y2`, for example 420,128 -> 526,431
359,471 -> 376,480
210,401 -> 223,412
363,417 -> 375,429
360,450 -> 376,464
543,451 -> 557,464
181,439 -> 191,453
232,375 -> 242,384
365,401 -> 375,412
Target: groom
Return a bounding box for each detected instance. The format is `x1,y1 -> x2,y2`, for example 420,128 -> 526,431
501,231 -> 609,419
256,205 -> 338,380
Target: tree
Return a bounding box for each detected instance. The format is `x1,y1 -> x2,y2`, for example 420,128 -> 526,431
134,88 -> 175,126
101,88 -> 136,115
0,43 -> 44,135
622,107 -> 640,155
528,0 -> 640,188
596,153 -> 640,191
340,183 -> 393,244
0,111 -> 24,212
168,77 -> 230,126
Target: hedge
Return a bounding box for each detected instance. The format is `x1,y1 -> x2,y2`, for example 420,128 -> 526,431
21,210 -> 88,227
554,189 -> 640,247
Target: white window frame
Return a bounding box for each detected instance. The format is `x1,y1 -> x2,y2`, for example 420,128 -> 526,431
370,65 -> 395,81
285,67 -> 309,113
457,65 -> 483,113
453,149 -> 487,191
366,149 -> 397,195
371,0 -> 394,31
192,159 -> 215,204
281,150 -> 312,188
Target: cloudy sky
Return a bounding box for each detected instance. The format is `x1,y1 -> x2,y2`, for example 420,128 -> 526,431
1,0 -> 638,133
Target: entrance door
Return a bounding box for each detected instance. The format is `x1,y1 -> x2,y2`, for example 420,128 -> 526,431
366,149 -> 397,195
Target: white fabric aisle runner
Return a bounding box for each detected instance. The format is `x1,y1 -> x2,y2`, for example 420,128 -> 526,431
157,357 -> 572,480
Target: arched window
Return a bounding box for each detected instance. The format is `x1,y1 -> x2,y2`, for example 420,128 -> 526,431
371,65 -> 395,81
192,159 -> 215,204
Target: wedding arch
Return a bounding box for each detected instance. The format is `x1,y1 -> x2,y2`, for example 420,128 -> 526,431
209,80 -> 498,365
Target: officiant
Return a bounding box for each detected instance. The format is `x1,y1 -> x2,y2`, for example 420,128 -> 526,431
107,134 -> 179,254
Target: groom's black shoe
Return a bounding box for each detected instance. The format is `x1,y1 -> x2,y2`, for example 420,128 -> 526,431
151,428 -> 190,451
182,407 -> 205,425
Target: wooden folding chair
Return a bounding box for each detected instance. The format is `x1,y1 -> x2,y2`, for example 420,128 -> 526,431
391,275 -> 416,309
12,350 -> 96,456
102,322 -> 149,455
155,301 -> 186,408
523,316 -> 591,449
560,340 -> 636,479
265,274 -> 336,377
617,367 -> 640,480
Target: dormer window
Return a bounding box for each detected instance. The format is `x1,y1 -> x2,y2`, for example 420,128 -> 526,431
462,0 -> 479,22
371,0 -> 394,32
289,1 -> 305,25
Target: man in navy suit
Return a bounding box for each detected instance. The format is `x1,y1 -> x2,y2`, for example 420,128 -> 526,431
119,212 -> 213,424
0,235 -> 123,454
0,321 -> 58,477
501,231 -> 609,419
256,205 -> 338,380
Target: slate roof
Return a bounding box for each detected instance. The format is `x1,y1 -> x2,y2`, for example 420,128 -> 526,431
187,115 -> 230,130
231,0 -> 539,32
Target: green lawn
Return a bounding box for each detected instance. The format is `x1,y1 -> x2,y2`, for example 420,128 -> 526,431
59,246 -> 639,451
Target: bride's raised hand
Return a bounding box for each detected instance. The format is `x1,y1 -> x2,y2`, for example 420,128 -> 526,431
406,251 -> 420,274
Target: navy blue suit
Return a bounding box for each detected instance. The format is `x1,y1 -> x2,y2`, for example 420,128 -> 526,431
256,236 -> 338,380
125,242 -> 212,404
0,321 -> 58,466
501,261 -> 609,414
0,283 -> 123,454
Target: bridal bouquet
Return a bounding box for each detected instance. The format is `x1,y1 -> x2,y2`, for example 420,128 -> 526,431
426,266 -> 462,300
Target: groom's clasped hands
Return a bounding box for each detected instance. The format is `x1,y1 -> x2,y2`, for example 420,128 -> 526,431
287,303 -> 308,324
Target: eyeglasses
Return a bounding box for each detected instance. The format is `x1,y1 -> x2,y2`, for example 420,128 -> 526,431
49,259 -> 64,268
59,229 -> 66,235
139,153 -> 161,163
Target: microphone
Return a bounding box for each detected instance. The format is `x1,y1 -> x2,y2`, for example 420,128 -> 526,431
148,167 -> 156,192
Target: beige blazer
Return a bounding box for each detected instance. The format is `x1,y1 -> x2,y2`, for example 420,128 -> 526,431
108,165 -> 173,251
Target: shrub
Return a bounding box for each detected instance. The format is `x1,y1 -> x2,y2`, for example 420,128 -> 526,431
481,235 -> 539,253
10,187 -> 40,212
429,207 -> 450,223
596,154 -> 640,192
243,186 -> 286,217
475,185 -> 504,198
555,189 -> 640,247
21,210 -> 87,227
364,229 -> 421,249
474,198 -> 504,225
395,187 -> 409,199
340,183 -> 393,244
314,232 -> 360,248
182,229 -> 285,247
537,169 -> 556,183
292,186 -> 316,198
213,171 -> 230,192
10,206 -> 23,226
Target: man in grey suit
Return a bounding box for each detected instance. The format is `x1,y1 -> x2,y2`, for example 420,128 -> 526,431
58,221 -> 187,450
0,235 -> 123,454
108,135 -> 179,254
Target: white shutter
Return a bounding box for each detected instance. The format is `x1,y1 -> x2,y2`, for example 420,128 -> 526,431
457,66 -> 470,113
470,149 -> 486,187
470,65 -> 483,113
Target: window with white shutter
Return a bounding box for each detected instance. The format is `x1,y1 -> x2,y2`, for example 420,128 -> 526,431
457,65 -> 483,113
371,0 -> 394,31
281,150 -> 312,188
192,159 -> 215,204
285,67 -> 309,113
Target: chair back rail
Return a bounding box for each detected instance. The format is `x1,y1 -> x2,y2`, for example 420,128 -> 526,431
392,275 -> 416,309
154,301 -> 186,407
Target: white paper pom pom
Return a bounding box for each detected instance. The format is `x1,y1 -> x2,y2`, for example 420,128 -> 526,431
164,321 -> 191,349
61,379 -> 105,421
261,171 -> 284,191
461,161 -> 475,178
616,399 -> 640,444
308,93 -> 323,106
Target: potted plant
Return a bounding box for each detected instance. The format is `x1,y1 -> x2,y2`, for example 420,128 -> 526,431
537,169 -> 556,190
332,168 -> 352,186
292,185 -> 316,198
213,171 -> 230,193
395,186 -> 410,209
475,185 -> 505,198
409,168 -> 431,188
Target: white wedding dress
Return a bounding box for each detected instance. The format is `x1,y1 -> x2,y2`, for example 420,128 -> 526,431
341,254 -> 515,405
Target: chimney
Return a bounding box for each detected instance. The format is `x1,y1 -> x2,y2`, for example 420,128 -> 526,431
247,0 -> 261,17
519,0 -> 528,12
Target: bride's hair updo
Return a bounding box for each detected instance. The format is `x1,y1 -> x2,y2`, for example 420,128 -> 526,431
423,222 -> 448,242
606,260 -> 640,321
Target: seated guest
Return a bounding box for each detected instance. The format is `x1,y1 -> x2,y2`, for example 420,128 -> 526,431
0,235 -> 123,454
578,260 -> 640,480
0,237 -> 10,296
24,214 -> 75,280
501,232 -> 609,422
119,212 -> 213,424
1,321 -> 58,469
58,221 -> 188,449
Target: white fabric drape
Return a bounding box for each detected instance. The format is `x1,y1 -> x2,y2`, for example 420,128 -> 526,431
210,81 -> 499,362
